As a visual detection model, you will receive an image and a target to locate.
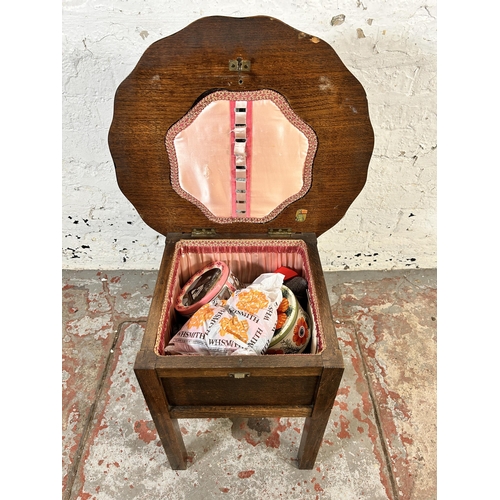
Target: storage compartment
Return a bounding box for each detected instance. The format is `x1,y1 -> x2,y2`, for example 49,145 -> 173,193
154,238 -> 324,356
142,234 -> 341,416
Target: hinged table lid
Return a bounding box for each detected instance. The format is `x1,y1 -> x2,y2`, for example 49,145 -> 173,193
109,15 -> 374,237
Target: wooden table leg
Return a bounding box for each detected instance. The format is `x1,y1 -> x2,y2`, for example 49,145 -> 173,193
134,353 -> 188,470
154,415 -> 188,470
297,411 -> 332,469
297,363 -> 344,469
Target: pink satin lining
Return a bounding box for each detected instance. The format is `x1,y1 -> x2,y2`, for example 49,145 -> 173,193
174,101 -> 233,217
171,94 -> 310,220
230,100 -> 253,218
243,100 -> 253,218
230,100 -> 236,217
249,100 -> 307,217
154,240 -> 324,356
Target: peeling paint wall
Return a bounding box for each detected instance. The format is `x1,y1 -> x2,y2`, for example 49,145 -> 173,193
62,0 -> 436,271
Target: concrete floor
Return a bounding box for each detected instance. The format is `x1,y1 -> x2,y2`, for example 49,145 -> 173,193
62,268 -> 436,500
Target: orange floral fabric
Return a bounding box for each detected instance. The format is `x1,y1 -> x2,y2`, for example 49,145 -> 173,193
292,317 -> 309,346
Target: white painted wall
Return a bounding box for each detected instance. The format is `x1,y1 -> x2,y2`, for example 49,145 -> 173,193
62,0 -> 436,271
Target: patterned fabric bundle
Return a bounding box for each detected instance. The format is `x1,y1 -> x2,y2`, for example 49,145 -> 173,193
165,273 -> 284,356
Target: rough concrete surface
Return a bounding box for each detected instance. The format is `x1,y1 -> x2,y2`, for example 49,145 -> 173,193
62,269 -> 436,499
327,270 -> 437,500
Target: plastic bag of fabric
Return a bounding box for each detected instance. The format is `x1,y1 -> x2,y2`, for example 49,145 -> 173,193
165,273 -> 284,355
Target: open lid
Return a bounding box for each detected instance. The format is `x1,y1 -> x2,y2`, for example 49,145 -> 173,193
108,16 -> 374,236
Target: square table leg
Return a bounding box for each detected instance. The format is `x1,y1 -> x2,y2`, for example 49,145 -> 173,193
135,354 -> 188,470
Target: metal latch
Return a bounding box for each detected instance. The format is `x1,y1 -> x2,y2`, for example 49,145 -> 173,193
191,228 -> 217,237
268,228 -> 293,237
229,58 -> 251,72
229,372 -> 251,379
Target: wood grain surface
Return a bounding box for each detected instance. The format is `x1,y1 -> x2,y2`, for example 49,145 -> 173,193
109,15 -> 374,236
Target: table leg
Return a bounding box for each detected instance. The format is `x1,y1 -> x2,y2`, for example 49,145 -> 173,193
134,358 -> 188,470
297,411 -> 332,469
297,363 -> 344,469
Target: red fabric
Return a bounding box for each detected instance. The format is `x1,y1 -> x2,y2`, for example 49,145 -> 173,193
274,266 -> 299,281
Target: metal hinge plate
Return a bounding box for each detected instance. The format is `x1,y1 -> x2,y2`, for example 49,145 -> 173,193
190,228 -> 296,237
191,228 -> 217,237
268,228 -> 294,237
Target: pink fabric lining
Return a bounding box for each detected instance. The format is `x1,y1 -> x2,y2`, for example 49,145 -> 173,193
249,99 -> 308,217
245,100 -> 253,218
230,100 -> 237,217
165,90 -> 318,224
154,239 -> 324,356
172,100 -> 232,217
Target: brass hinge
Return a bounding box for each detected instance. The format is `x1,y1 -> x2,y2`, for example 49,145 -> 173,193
191,228 -> 217,237
268,228 -> 293,237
